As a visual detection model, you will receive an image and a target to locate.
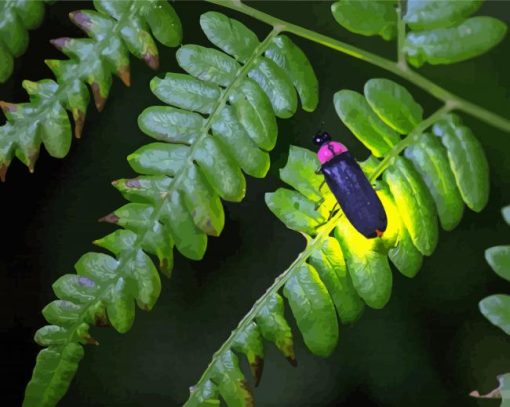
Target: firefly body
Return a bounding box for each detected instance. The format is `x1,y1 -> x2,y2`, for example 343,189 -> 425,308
314,132 -> 387,239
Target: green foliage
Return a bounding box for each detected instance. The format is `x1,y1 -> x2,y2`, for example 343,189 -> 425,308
23,11 -> 318,407
0,0 -> 182,181
474,231 -> 510,405
186,77 -> 490,405
479,208 -> 510,335
331,0 -> 397,41
0,0 -> 52,83
331,0 -> 507,67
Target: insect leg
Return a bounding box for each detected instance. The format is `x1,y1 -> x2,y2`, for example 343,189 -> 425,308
314,179 -> 327,210
328,202 -> 340,220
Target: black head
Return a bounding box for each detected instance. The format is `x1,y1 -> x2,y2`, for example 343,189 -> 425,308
313,131 -> 331,146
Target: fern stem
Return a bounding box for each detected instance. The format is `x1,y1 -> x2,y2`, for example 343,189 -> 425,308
206,0 -> 510,133
185,106 -> 449,404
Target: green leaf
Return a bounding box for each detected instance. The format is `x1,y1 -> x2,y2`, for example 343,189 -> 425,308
248,57 -> 298,119
485,246 -> 510,282
279,145 -> 323,202
161,191 -> 207,261
364,79 -> 423,134
52,274 -> 99,304
405,16 -> 507,67
42,301 -> 83,328
40,102 -> 72,158
255,293 -> 296,364
503,206 -> 510,225
211,351 -> 253,407
111,175 -> 172,205
106,277 -> 135,334
0,4 -> 29,56
140,0 -> 182,47
389,223 -> 423,278
231,322 -> 265,385
432,114 -> 489,212
308,237 -> 365,324
211,106 -> 270,178
334,89 -> 400,157
229,79 -> 277,151
193,137 -> 246,202
331,0 -> 397,40
335,216 -> 393,309
150,73 -> 221,115
0,42 -> 13,83
75,252 -> 118,283
265,188 -> 325,236
284,264 -> 339,357
179,165 -> 225,237
128,142 -> 189,176
376,181 -> 423,278
200,11 -> 259,64
23,343 -> 84,407
384,156 -> 438,256
405,132 -> 464,231
404,0 -> 482,30
265,35 -> 319,112
480,295 -> 510,335
35,326 -> 71,347
137,106 -> 204,144
177,44 -> 239,87
374,182 -> 399,250
131,249 -> 161,311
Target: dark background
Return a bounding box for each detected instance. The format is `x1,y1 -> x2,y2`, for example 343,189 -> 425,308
1,1 -> 510,406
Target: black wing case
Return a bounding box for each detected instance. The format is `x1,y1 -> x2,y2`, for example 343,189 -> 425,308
322,152 -> 387,238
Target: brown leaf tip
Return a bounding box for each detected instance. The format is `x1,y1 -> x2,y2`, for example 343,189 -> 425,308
95,313 -> 110,327
98,213 -> 119,224
0,165 -> 8,182
85,335 -> 100,346
28,151 -> 40,174
0,101 -> 17,113
143,53 -> 159,70
251,357 -> 264,387
91,82 -> 106,112
50,37 -> 72,51
73,110 -> 85,139
118,66 -> 131,87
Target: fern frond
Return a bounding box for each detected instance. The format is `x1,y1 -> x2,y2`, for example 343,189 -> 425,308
479,206 -> 510,335
185,78 -> 490,405
331,0 -> 507,67
0,0 -> 53,83
0,0 -> 182,181
471,207 -> 510,405
23,11 -> 318,407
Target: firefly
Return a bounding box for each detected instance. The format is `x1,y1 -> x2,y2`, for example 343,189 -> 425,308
314,131 -> 387,239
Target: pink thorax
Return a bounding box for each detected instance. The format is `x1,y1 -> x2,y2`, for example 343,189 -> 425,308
317,141 -> 348,164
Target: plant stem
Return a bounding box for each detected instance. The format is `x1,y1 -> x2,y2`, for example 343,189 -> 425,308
206,0 -> 510,133
185,106 -> 448,405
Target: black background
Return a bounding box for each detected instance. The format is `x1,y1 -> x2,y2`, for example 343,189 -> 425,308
1,1 -> 510,406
